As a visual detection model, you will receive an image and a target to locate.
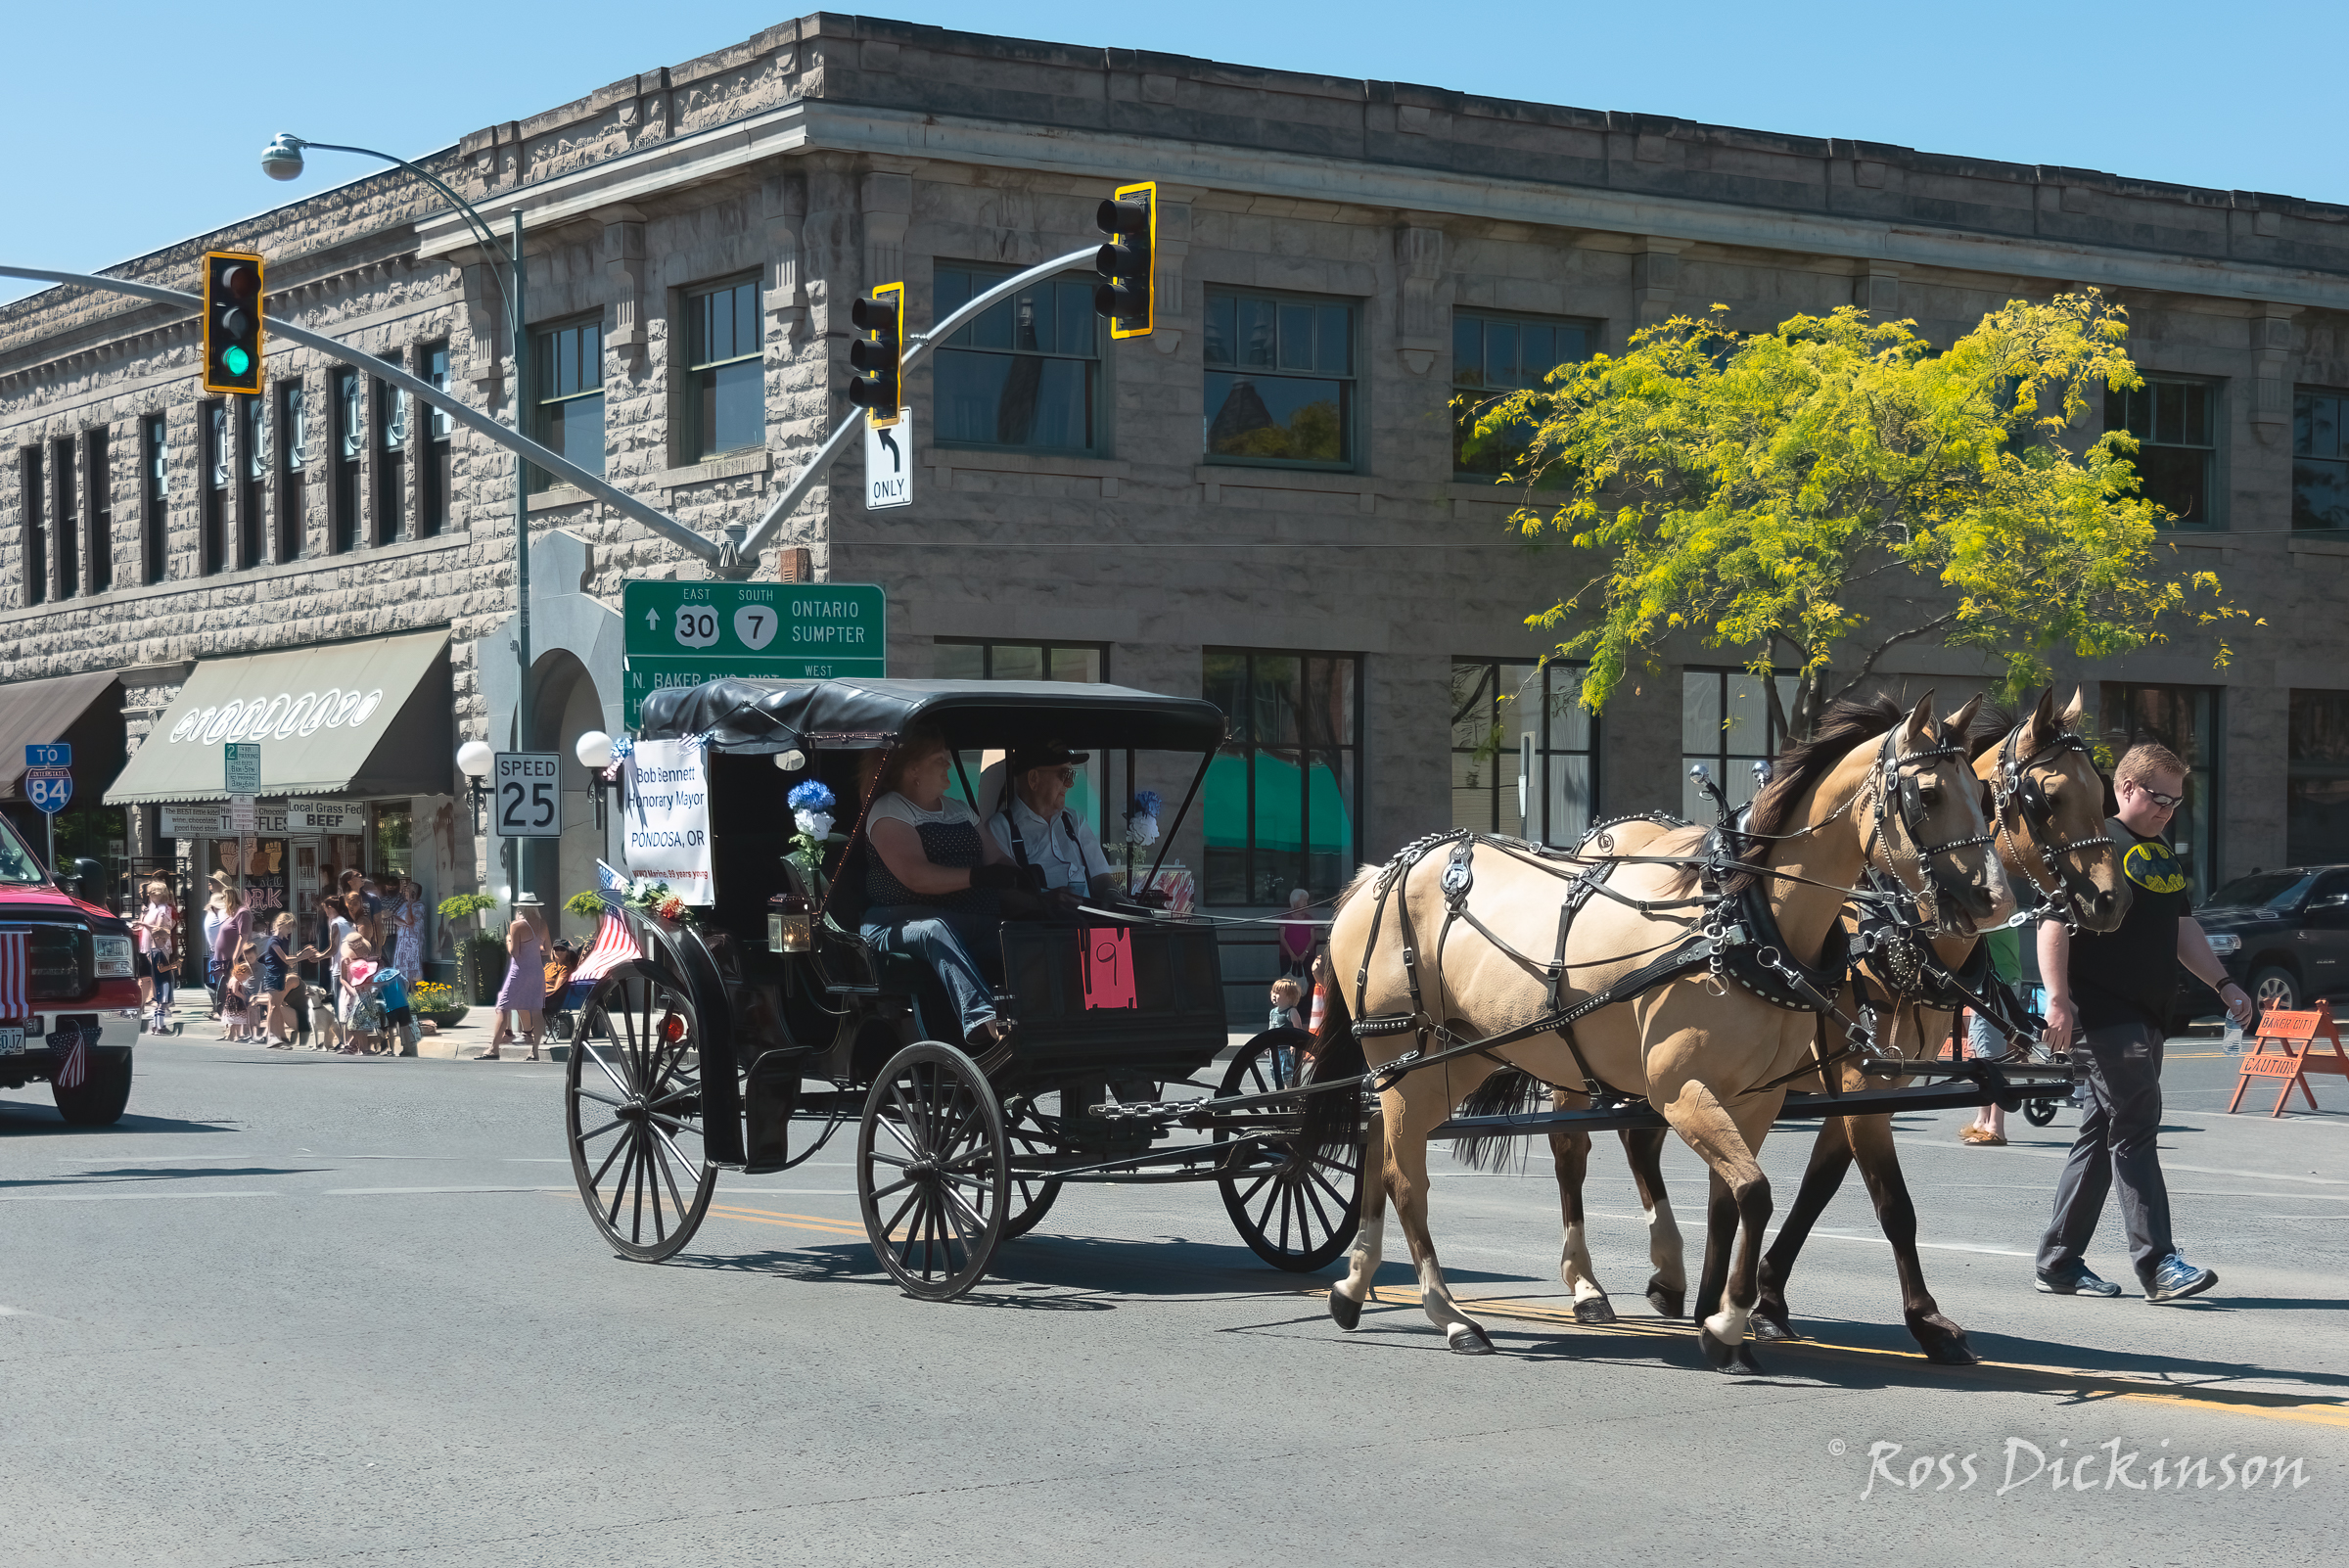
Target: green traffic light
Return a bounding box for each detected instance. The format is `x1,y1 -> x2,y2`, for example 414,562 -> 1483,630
222,345 -> 251,377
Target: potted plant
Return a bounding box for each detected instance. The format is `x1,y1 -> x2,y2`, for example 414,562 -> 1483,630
438,892 -> 503,1006
408,979 -> 468,1030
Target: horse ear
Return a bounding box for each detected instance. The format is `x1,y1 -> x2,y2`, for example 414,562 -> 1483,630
1945,692 -> 1986,746
2021,685 -> 2057,749
2060,686 -> 2089,729
1904,691 -> 1938,745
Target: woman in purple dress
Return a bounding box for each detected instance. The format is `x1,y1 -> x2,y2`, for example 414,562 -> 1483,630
477,894 -> 547,1062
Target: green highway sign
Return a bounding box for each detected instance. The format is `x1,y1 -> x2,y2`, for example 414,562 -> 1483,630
622,579 -> 887,727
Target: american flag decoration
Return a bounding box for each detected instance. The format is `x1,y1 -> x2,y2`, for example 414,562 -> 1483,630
0,931 -> 26,1019
575,863 -> 643,986
53,1025 -> 91,1090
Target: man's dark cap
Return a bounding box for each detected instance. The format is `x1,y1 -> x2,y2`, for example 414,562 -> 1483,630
1008,740 -> 1090,773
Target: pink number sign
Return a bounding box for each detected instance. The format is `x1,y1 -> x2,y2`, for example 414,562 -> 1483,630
1082,926 -> 1137,1010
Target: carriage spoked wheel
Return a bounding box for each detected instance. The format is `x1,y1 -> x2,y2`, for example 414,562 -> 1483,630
998,1096 -> 1064,1242
565,962 -> 717,1263
856,1041 -> 1010,1300
1215,1028 -> 1360,1272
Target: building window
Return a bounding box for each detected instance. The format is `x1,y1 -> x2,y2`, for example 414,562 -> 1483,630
1451,312 -> 1596,479
203,400 -> 229,575
932,265 -> 1099,453
84,428 -> 111,594
1201,650 -> 1361,905
933,641 -> 1111,829
683,277 -> 761,460
141,414 -> 167,584
1451,659 -> 1597,845
277,382 -> 306,562
374,354 -> 407,545
2099,681 -> 2219,900
1203,290 -> 1356,469
20,447 -> 44,607
2288,690 -> 2349,867
52,438 -> 77,598
422,342 -> 450,535
1682,668 -> 1799,823
2294,388 -> 2348,531
332,369 -> 361,553
530,318 -> 602,490
240,395 -> 266,570
2107,377 -> 2219,527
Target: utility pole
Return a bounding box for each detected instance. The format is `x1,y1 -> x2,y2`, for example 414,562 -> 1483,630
509,208 -> 531,905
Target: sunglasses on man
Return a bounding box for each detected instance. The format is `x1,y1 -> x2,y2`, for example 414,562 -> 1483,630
2125,781 -> 2184,811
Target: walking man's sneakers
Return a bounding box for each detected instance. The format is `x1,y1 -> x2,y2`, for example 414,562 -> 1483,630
2144,1253 -> 2219,1304
2035,1263 -> 2123,1297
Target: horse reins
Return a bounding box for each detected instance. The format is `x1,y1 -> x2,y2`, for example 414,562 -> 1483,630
1991,726 -> 2114,930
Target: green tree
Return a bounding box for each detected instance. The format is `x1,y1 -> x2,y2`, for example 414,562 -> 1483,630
1468,292 -> 2250,737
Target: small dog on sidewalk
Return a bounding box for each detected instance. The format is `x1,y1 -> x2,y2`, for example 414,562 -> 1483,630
304,984 -> 343,1051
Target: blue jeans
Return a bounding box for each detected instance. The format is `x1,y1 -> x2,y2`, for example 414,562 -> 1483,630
861,905 -> 1003,1040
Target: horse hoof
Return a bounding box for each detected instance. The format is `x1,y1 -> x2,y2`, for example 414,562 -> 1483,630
1573,1296 -> 1617,1325
1699,1326 -> 1764,1374
1914,1316 -> 1978,1365
1328,1291 -> 1363,1332
1751,1311 -> 1798,1343
1648,1286 -> 1686,1319
1447,1322 -> 1497,1356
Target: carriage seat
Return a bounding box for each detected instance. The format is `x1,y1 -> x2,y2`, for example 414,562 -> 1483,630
791,844 -> 989,1051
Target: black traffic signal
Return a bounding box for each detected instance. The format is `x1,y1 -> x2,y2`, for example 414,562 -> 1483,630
202,251 -> 265,395
849,282 -> 903,428
1093,181 -> 1155,338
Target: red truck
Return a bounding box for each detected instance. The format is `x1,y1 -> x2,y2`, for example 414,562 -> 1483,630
1,811 -> 140,1125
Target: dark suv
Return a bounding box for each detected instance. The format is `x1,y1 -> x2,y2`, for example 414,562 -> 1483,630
2196,866 -> 2349,1016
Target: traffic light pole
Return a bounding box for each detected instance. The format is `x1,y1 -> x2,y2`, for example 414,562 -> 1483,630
0,264 -> 721,567
732,244 -> 1098,565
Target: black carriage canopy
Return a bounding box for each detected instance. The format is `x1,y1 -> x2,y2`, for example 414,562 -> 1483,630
635,677 -> 1229,757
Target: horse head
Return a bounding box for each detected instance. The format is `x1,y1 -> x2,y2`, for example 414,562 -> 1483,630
1980,686 -> 2130,934
1870,691 -> 2004,934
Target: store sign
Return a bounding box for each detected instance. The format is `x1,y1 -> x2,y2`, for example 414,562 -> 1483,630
622,738 -> 712,905
160,799 -> 361,838
162,686 -> 388,747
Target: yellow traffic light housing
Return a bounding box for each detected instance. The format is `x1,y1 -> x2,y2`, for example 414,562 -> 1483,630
202,251 -> 265,394
1094,181 -> 1155,339
849,282 -> 904,429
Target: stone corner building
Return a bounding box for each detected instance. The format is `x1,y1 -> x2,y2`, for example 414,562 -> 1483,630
5,13 -> 2348,1005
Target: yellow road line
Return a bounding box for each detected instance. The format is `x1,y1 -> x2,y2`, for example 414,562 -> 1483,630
1341,1286 -> 2349,1429
708,1204 -> 865,1238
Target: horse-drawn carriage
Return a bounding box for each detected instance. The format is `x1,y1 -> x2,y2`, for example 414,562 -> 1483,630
562,675 -> 2087,1366
561,676 -> 1358,1299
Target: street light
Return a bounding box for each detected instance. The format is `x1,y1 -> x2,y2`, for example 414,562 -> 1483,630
457,741 -> 493,836
266,131 -> 537,896
576,730 -> 618,834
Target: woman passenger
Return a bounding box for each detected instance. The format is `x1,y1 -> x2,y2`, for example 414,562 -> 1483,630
860,721 -> 1026,1046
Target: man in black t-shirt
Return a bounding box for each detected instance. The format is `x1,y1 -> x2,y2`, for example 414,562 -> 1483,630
2035,743 -> 2246,1303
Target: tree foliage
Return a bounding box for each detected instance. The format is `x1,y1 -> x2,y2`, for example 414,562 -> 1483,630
1467,292 -> 2251,735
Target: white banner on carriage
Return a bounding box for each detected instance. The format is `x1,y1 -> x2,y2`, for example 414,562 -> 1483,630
622,739 -> 713,905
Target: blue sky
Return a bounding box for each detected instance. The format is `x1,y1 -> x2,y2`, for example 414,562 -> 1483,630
3,2 -> 2339,306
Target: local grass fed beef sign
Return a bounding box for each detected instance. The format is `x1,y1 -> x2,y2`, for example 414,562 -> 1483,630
622,739 -> 712,904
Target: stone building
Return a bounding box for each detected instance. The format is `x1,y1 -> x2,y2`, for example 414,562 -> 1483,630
4,14 -> 2348,1008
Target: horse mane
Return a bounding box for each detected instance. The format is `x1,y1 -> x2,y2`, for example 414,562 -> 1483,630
1967,703 -> 2016,761
1745,695 -> 1909,842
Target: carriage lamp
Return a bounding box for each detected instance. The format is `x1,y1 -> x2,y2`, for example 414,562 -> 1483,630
457,741 -> 493,835
773,748 -> 806,772
768,892 -> 812,952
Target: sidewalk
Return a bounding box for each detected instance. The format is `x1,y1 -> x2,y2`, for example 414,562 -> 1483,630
145,993 -> 565,1063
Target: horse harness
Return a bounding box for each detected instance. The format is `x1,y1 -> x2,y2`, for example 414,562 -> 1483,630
1346,727 -> 1974,1104
1991,725 -> 2115,929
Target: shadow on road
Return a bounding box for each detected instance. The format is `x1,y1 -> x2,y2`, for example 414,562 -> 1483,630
0,1166 -> 330,1188
0,1105 -> 240,1136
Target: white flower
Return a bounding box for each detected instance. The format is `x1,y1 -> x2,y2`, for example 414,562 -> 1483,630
1126,815 -> 1160,848
795,809 -> 834,839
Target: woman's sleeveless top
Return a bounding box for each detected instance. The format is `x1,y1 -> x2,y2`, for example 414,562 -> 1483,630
867,817 -> 993,917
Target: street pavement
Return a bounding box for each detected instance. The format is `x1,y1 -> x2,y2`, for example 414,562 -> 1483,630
4,1012 -> 2344,1567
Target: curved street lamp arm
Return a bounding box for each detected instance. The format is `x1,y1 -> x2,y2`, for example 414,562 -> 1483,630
0,263 -> 719,564
294,141 -> 518,325
734,244 -> 1098,564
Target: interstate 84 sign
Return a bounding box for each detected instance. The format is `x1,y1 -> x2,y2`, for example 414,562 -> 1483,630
621,580 -> 886,726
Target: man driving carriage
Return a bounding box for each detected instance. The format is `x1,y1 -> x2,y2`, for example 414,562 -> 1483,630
985,740 -> 1120,908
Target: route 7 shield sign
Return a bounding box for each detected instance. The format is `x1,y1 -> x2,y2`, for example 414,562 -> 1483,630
24,767 -> 71,814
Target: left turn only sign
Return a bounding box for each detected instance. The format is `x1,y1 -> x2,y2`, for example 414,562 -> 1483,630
865,406 -> 913,510
494,752 -> 563,838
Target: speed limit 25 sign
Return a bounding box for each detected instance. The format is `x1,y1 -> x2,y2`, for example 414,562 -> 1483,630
493,752 -> 563,839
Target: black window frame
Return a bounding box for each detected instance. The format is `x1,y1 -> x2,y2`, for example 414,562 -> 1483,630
276,379 -> 306,563
239,393 -> 266,570
1202,287 -> 1359,473
20,445 -> 45,607
421,341 -> 451,535
331,368 -> 362,554
1451,309 -> 1599,481
1682,666 -> 1800,824
202,398 -> 229,576
1451,657 -> 1599,846
930,262 -> 1103,456
2293,386 -> 2348,531
681,275 -> 763,462
84,426 -> 111,595
1200,648 -> 1364,907
2099,680 -> 2222,902
530,316 -> 604,492
140,413 -> 167,584
51,436 -> 76,598
373,352 -> 407,546
2106,375 -> 2222,529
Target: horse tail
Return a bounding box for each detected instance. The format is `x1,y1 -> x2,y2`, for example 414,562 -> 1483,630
1296,959 -> 1365,1160
1449,1067 -> 1545,1171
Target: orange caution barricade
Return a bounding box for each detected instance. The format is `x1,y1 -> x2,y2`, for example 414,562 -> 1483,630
2225,1008 -> 2349,1118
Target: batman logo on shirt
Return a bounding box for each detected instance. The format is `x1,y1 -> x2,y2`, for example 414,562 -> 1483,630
2123,838 -> 2188,896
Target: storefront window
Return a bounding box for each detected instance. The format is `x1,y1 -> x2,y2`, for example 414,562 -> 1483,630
1202,649 -> 1361,905
372,802 -> 412,879
1682,668 -> 1798,823
2098,682 -> 2219,900
212,837 -> 290,917
1451,659 -> 1596,845
2287,690 -> 2349,868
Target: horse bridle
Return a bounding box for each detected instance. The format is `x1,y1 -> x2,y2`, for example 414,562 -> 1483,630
1991,726 -> 2115,929
1865,727 -> 1993,936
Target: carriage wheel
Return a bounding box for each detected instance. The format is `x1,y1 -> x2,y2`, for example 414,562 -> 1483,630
1215,1029 -> 1360,1272
566,964 -> 717,1263
2022,1097 -> 2058,1129
856,1041 -> 1009,1300
999,1097 -> 1064,1242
